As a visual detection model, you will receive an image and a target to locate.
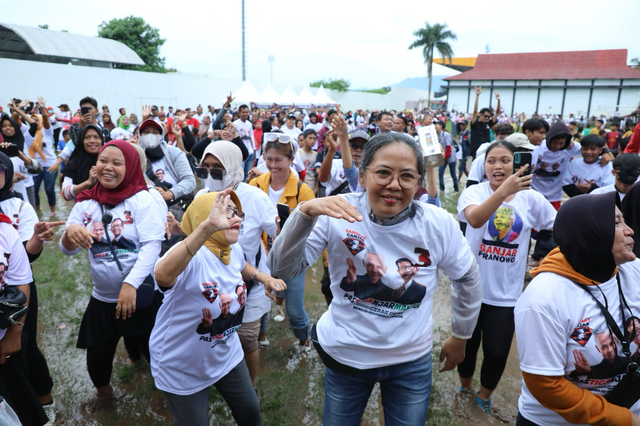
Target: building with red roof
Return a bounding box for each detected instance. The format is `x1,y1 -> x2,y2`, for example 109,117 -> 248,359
444,49 -> 640,117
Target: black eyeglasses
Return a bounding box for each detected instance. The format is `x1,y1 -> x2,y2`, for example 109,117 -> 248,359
349,142 -> 365,150
226,207 -> 245,220
483,115 -> 491,119
195,167 -> 226,180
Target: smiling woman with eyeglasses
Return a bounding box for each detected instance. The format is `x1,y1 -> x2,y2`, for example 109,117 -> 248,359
268,131 -> 482,426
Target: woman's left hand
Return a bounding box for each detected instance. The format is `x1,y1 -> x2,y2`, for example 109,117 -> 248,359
438,336 -> 466,373
116,283 -> 137,319
263,277 -> 287,300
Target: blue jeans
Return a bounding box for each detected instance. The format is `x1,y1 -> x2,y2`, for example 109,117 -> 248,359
32,169 -> 58,207
323,352 -> 432,426
439,160 -> 458,191
243,153 -> 255,181
276,269 -> 309,342
259,312 -> 268,334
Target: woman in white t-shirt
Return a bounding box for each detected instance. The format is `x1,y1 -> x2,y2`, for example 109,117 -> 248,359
26,98 -> 58,214
152,189 -> 275,426
60,141 -> 165,412
515,192 -> 640,426
188,141 -> 283,386
268,132 -> 481,425
457,141 -> 556,414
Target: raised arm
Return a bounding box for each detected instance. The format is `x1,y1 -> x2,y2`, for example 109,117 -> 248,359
492,92 -> 501,122
9,100 -> 35,125
471,86 -> 483,123
318,131 -> 338,184
37,97 -> 50,129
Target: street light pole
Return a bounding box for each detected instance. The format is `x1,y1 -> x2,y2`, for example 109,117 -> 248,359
268,55 -> 275,84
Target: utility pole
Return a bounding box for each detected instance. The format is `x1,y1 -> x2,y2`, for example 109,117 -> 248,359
241,0 -> 246,81
268,55 -> 275,84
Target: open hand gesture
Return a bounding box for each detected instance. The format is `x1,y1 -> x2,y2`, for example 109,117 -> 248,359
224,92 -> 235,108
299,196 -> 363,223
573,349 -> 591,374
142,104 -> 152,119
170,122 -> 182,138
201,308 -> 213,328
175,111 -> 188,123
17,99 -> 30,110
331,103 -> 349,141
37,97 -> 46,110
206,188 -> 234,232
346,258 -> 357,283
475,86 -> 484,96
495,92 -> 500,101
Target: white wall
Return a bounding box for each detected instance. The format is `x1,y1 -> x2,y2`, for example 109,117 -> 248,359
444,78 -> 640,117
0,58 -> 431,114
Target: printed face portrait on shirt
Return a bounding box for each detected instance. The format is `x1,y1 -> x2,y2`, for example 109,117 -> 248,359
219,293 -> 232,318
155,169 -> 166,181
488,207 -> 522,243
110,218 -> 124,238
364,252 -> 386,284
595,329 -> 618,363
396,259 -> 418,283
0,262 -> 5,286
235,284 -> 246,307
92,221 -> 105,241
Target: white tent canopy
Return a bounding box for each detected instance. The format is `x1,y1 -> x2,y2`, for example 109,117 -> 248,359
277,85 -> 298,106
254,83 -> 281,105
229,81 -> 261,104
296,86 -> 316,106
313,85 -> 337,106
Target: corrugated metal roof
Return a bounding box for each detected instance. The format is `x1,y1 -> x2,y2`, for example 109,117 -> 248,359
445,49 -> 640,81
0,23 -> 145,66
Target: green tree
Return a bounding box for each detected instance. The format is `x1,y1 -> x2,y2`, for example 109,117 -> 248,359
408,22 -> 457,105
632,58 -> 640,70
98,16 -> 166,73
310,78 -> 351,92
38,24 -> 49,29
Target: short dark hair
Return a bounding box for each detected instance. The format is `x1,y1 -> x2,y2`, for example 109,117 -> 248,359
523,118 -> 550,134
309,112 -> 317,118
579,134 -> 605,149
569,121 -> 577,126
79,96 -> 97,108
326,109 -> 337,118
479,108 -> 492,116
239,105 -> 249,112
596,119 -> 604,124
62,129 -> 69,137
494,123 -> 514,136
376,111 -> 392,122
301,129 -> 317,138
396,116 -> 408,126
610,122 -> 619,128
395,257 -> 412,268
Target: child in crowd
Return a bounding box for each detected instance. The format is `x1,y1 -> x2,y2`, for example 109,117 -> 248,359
296,130 -> 318,192
591,153 -> 640,201
531,121 -> 583,209
605,122 -> 621,150
562,134 -> 614,197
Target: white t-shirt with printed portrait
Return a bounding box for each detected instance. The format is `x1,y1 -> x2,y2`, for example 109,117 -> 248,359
531,142 -> 581,202
62,191 -> 165,303
561,158 -> 614,189
515,260 -> 640,425
458,182 -> 556,307
150,243 -> 246,395
304,193 -> 474,369
150,158 -> 178,188
0,222 -> 33,340
233,119 -> 255,156
0,197 -> 38,244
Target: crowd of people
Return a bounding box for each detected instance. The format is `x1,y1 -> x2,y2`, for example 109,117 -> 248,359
0,90 -> 639,426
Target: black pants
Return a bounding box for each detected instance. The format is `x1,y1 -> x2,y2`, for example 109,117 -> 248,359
24,280 -> 54,397
516,412 -> 538,425
457,303 -> 515,391
86,334 -> 150,388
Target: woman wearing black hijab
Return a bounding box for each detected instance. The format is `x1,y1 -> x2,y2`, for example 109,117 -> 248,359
61,125 -> 104,201
514,192 -> 640,426
622,182 -> 640,258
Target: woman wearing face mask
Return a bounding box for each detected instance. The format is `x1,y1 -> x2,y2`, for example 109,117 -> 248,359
61,125 -> 104,201
515,192 -> 640,426
137,119 -> 196,220
190,141 -> 284,385
268,132 -> 481,425
60,141 -> 165,412
249,135 -> 315,351
456,141 -> 556,414
152,189 -> 270,426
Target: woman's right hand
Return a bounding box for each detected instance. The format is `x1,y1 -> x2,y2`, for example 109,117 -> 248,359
65,223 -> 97,249
86,166 -> 97,186
298,197 -> 363,223
204,188 -> 241,232
497,165 -> 532,197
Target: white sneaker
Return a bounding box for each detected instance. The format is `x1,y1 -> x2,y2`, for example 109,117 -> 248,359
272,305 -> 285,322
42,399 -> 56,426
259,338 -> 269,347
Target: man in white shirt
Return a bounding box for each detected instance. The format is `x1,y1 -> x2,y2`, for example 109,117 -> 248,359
193,105 -> 205,123
281,114 -> 302,142
305,113 -> 323,133
234,104 -> 255,180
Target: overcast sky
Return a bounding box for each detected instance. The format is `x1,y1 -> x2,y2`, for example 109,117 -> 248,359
5,0 -> 640,89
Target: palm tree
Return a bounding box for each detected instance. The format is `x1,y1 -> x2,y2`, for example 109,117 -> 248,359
409,22 -> 457,106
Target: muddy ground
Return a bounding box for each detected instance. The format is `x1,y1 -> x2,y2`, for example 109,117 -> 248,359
32,173 -> 525,425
